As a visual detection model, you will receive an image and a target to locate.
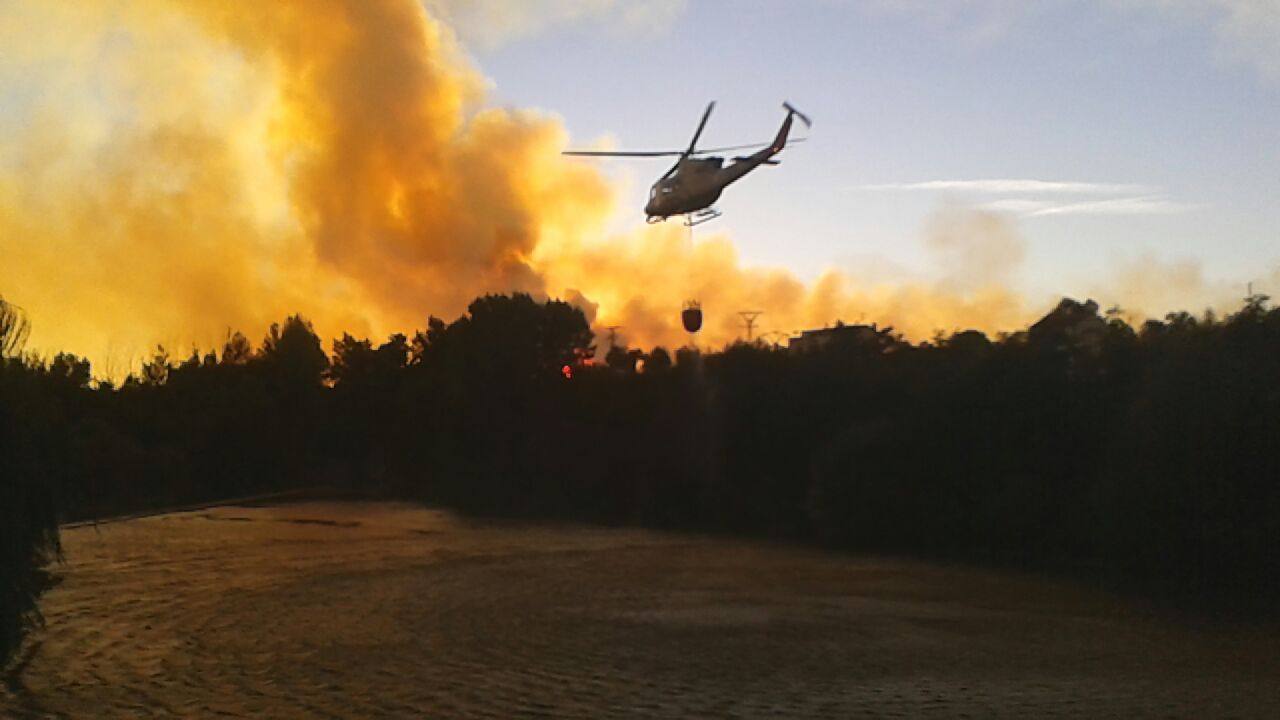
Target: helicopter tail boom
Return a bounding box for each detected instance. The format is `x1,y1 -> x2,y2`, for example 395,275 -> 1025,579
715,102 -> 810,187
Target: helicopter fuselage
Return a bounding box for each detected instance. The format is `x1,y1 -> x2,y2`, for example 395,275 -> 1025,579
644,151 -> 769,220
645,157 -> 723,218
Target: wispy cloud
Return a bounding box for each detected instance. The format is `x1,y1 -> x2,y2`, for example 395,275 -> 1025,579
427,0 -> 687,49
859,178 -> 1197,217
870,0 -> 1280,83
861,179 -> 1155,195
981,195 -> 1195,217
1110,0 -> 1280,82
863,0 -> 1047,50
1206,0 -> 1280,81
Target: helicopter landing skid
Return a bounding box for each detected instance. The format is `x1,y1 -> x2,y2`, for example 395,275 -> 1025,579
684,208 -> 721,227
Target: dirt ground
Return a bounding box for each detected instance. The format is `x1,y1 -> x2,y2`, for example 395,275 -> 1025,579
3,501 -> 1277,718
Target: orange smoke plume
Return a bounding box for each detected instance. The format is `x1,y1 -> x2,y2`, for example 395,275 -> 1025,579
0,0 -> 1030,375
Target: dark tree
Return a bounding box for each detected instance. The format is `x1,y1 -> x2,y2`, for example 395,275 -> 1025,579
260,315 -> 329,390
9,290 -> 1280,624
0,297 -> 62,663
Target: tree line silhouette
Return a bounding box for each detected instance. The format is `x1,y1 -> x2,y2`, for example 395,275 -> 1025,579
4,289 -> 1280,660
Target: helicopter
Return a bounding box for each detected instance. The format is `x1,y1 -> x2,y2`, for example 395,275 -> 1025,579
563,102 -> 810,226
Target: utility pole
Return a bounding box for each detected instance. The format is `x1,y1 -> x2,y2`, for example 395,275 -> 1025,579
738,311 -> 763,342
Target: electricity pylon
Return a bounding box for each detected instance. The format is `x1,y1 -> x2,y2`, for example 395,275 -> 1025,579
738,311 -> 763,342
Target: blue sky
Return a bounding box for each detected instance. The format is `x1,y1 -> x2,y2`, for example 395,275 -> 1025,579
450,0 -> 1279,306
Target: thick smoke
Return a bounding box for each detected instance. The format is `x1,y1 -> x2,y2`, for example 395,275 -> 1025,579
1,0 -> 1037,372
539,219 -> 1029,348
1088,253 -> 1247,324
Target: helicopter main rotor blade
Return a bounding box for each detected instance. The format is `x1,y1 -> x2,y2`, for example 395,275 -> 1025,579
685,101 -> 716,156
692,137 -> 808,155
562,150 -> 685,157
563,139 -> 806,158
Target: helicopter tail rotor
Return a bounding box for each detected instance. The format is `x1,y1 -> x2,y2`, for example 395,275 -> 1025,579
783,102 -> 812,128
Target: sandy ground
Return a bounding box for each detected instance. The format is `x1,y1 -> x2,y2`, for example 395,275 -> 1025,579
2,500 -> 1277,718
